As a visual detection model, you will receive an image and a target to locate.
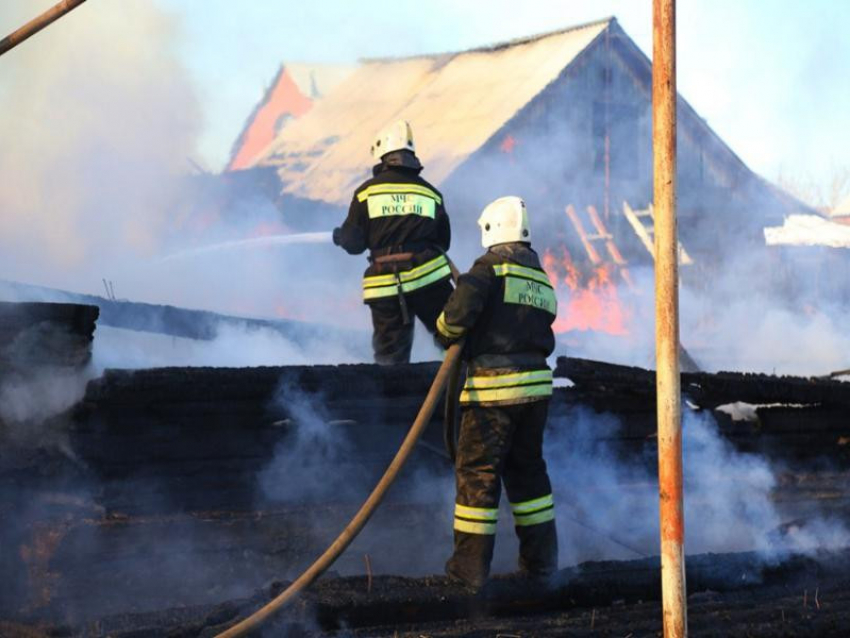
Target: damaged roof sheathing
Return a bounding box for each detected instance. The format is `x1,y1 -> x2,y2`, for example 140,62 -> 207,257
250,18 -> 612,205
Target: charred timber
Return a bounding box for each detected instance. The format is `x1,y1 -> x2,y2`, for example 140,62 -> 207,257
3,361 -> 850,622
557,356 -> 850,462
16,359 -> 849,509
1,279 -> 359,343
0,0 -> 87,58
6,359 -> 847,498
0,301 -> 98,373
557,356 -> 850,410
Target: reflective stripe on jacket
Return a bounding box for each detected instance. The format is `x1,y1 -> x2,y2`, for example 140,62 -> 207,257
356,183 -> 443,221
336,163 -> 452,305
459,368 -> 553,405
436,243 -> 557,405
362,254 -> 452,301
492,264 -> 558,316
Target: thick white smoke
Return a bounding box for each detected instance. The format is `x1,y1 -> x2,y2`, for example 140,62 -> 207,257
554,258 -> 850,377
545,407 -> 850,567
0,366 -> 91,430
0,1 -> 200,290
90,323 -> 372,370
0,1 -> 384,363
253,374 -> 848,582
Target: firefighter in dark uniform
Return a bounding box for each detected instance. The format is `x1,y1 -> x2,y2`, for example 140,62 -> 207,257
435,196 -> 558,590
333,120 -> 453,365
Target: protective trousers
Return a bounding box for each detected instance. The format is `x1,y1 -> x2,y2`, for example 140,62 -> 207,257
446,399 -> 557,589
368,279 -> 453,365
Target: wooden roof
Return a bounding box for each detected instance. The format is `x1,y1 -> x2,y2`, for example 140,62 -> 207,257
250,19 -> 613,205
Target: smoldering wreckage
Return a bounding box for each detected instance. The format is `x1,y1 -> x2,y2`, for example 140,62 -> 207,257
2,9 -> 850,638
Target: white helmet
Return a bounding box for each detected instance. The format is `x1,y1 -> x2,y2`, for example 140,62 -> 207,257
478,196 -> 531,248
371,120 -> 415,161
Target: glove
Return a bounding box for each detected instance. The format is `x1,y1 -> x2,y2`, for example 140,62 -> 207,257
332,227 -> 343,246
435,331 -> 457,350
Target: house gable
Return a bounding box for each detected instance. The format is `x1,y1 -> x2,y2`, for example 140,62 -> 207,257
250,19 -> 613,206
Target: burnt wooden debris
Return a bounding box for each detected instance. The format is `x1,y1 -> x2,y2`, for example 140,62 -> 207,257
1,279 -> 359,343
1,363 -> 454,620
0,301 -> 98,374
74,363 -> 449,511
557,356 -> 850,462
1,358 -> 849,634
557,356 -> 850,409
0,302 -> 98,617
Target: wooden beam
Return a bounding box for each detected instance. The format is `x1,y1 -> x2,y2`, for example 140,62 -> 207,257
0,0 -> 87,57
653,0 -> 688,635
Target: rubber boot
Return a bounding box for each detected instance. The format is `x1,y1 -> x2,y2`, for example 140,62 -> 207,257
445,531 -> 494,593
517,520 -> 558,579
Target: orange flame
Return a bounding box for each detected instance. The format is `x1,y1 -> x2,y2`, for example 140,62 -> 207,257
543,248 -> 629,336
499,134 -> 517,154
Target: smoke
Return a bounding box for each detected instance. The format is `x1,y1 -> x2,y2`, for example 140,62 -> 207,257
255,374 -> 455,579
0,365 -> 91,431
548,252 -> 850,377
683,295 -> 850,377
90,323 -> 372,370
0,311 -> 95,449
545,407 -> 850,567
4,0 -> 842,373
0,0 -> 390,358
1,6 -> 846,626
259,379 -> 362,505
252,372 -> 848,584
675,243 -> 850,375
0,1 -> 200,289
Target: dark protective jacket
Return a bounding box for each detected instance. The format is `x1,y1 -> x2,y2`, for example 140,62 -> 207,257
443,243 -> 559,587
436,242 -> 557,405
335,152 -> 452,303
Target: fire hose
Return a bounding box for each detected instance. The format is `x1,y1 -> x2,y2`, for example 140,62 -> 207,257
216,341 -> 464,637
440,251 -> 463,462
442,355 -> 463,462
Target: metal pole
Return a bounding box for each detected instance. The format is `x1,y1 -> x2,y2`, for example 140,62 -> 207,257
652,0 -> 687,637
0,0 -> 87,58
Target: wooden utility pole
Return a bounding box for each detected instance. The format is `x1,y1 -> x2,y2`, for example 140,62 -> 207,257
0,0 -> 87,58
653,0 -> 687,636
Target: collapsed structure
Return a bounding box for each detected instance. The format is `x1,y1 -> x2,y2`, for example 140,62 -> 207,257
0,305 -> 848,634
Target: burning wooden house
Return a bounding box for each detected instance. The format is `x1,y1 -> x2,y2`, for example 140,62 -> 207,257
2,6 -> 848,635
235,18 -> 809,282
211,16 -> 833,348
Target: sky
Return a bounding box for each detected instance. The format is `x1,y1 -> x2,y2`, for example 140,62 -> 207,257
2,1 -> 849,205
